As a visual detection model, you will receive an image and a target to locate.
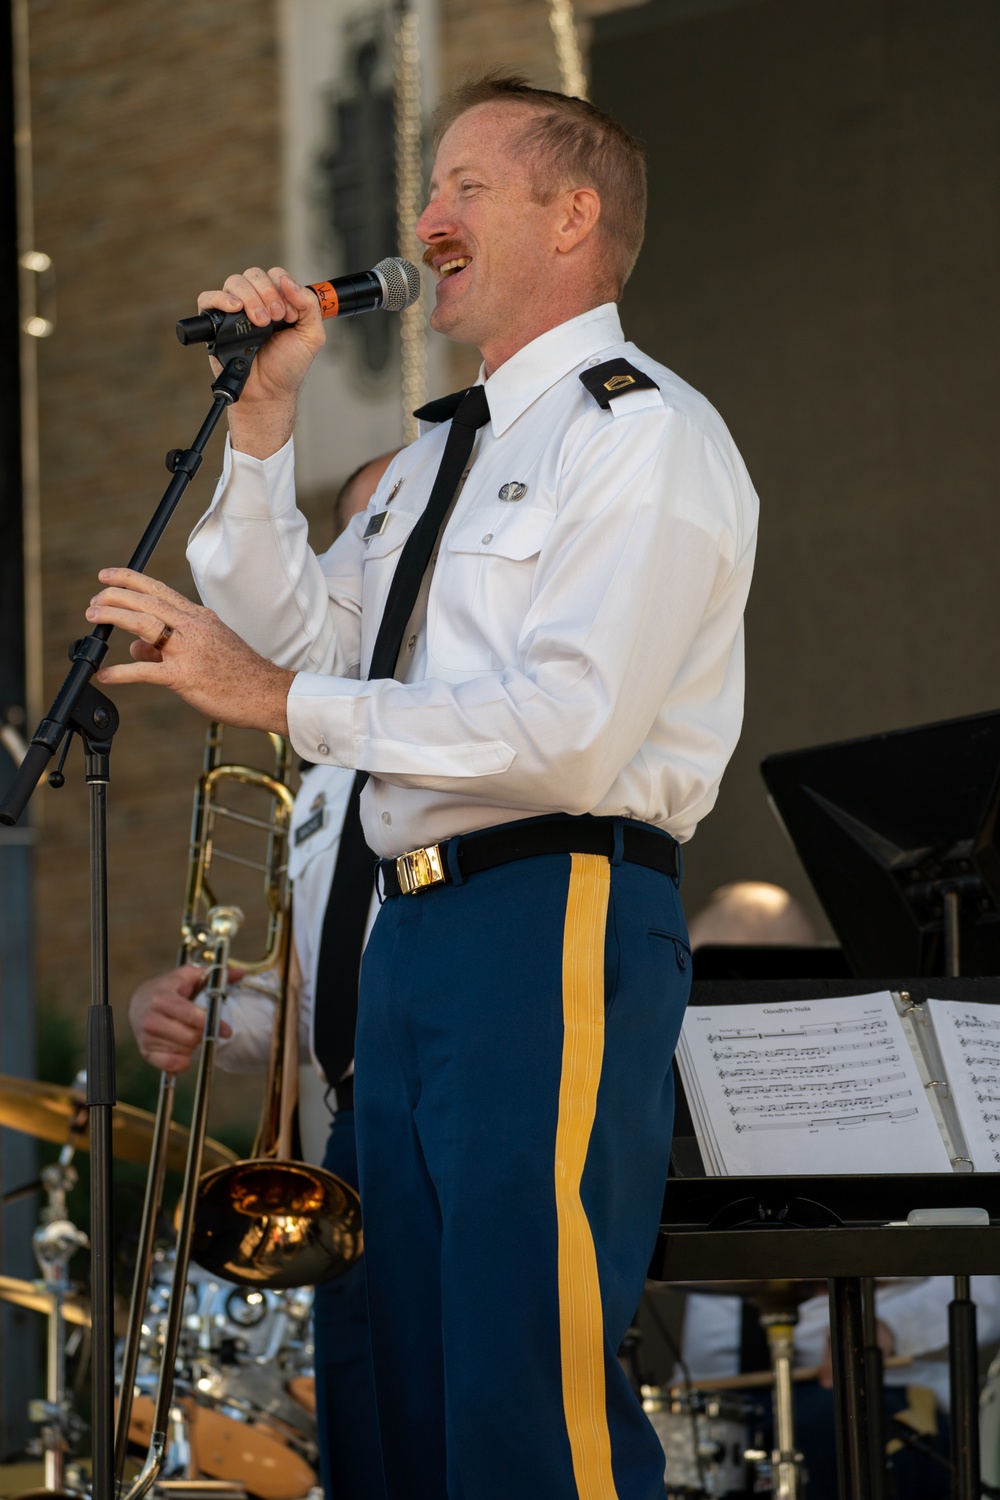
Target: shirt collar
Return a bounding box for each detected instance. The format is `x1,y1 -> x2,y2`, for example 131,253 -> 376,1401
480,303 -> 625,437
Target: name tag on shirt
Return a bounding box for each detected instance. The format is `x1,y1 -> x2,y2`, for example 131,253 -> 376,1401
364,512 -> 390,540
295,808 -> 327,845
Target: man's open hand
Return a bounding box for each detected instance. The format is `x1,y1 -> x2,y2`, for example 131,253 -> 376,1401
87,569 -> 293,733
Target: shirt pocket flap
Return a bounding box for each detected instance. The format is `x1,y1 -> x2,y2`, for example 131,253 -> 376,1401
445,507 -> 554,561
361,508 -> 418,561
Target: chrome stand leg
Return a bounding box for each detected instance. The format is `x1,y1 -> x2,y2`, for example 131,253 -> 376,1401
30,1158 -> 89,1492
764,1317 -> 804,1500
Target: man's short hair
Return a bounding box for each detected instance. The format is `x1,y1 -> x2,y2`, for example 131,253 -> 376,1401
434,72 -> 646,297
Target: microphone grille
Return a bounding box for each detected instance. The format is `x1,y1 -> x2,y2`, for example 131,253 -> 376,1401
375,257 -> 422,312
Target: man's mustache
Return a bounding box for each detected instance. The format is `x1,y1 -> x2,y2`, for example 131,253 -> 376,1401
421,240 -> 472,269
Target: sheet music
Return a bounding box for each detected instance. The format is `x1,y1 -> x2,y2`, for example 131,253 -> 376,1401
677,990 -> 953,1175
926,998 -> 1000,1171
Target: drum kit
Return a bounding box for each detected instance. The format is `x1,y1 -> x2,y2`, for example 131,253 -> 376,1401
0,1073 -> 323,1500
2,730 -> 364,1500
632,1280 -> 836,1499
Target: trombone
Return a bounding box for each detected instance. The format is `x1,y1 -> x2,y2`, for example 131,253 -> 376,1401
114,726 -> 362,1498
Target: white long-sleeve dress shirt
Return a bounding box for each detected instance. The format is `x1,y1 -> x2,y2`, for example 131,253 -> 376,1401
188,303 -> 759,859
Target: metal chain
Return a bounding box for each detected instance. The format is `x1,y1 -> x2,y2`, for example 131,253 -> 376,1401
548,0 -> 587,100
393,0 -> 428,442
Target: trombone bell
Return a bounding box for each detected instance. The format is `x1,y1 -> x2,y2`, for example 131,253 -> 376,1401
192,1160 -> 362,1288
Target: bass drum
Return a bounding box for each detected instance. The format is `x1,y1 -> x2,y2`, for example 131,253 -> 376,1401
128,1395 -> 316,1500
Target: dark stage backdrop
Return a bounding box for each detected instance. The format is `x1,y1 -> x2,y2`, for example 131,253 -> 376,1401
591,0 -> 1000,933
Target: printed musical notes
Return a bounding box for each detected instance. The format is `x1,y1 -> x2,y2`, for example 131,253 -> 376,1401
924,999 -> 1000,1171
677,991 -> 954,1176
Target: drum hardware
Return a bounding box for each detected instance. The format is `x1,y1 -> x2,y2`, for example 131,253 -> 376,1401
758,1315 -> 802,1500
132,1262 -> 319,1456
641,1384 -> 759,1497
0,1272 -> 92,1330
2,1153 -> 92,1497
663,1280 -> 832,1500
115,726 -> 362,1500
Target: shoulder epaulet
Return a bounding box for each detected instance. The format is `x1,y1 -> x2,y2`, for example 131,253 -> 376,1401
579,358 -> 659,409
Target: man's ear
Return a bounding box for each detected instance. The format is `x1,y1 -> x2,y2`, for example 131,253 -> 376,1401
554,187 -> 602,254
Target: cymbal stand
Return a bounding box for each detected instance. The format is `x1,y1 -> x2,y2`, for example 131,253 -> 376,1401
29,1154 -> 89,1493
760,1310 -> 805,1500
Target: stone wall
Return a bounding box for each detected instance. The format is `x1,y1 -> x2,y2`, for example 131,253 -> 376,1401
27,0 -> 283,1111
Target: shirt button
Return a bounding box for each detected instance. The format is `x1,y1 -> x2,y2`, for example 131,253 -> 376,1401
482,532 -> 493,544
381,811 -> 391,825
317,739 -> 330,755
407,634 -> 417,651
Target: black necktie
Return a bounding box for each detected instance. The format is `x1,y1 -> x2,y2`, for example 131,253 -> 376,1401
311,777 -> 371,1088
366,383 -> 490,682
311,385 -> 491,1087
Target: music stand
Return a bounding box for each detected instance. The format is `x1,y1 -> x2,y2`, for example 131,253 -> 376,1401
661,976 -> 1000,1500
761,707 -> 1000,977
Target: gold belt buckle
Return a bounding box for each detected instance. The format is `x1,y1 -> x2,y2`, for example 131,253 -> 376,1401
396,843 -> 446,895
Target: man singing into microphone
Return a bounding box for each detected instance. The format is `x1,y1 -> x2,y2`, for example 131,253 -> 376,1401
89,74 -> 759,1500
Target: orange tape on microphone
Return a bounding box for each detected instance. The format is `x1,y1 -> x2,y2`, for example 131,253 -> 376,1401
310,282 -> 340,319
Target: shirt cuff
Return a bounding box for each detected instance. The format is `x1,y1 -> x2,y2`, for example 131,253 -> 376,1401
286,672 -> 361,767
191,434 -> 298,538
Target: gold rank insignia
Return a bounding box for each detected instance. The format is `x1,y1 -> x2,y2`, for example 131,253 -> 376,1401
579,358 -> 659,410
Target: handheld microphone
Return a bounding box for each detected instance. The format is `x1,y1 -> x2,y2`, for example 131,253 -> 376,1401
176,256 -> 422,347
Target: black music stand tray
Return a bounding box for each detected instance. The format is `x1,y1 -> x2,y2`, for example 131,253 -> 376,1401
655,976 -> 1000,1500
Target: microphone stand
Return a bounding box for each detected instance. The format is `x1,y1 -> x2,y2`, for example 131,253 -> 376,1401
0,308 -> 279,1500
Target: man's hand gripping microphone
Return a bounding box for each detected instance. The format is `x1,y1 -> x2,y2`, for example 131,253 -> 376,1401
176,256 -> 421,405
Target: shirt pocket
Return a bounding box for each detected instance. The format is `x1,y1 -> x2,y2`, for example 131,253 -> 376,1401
358,509 -> 420,660
430,506 -> 557,672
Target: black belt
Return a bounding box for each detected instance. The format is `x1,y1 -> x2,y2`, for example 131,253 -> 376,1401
378,816 -> 679,898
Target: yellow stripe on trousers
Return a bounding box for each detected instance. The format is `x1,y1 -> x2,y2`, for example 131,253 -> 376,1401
555,852 -> 618,1499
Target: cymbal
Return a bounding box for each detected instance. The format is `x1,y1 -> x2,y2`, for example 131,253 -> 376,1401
0,1075 -> 238,1172
0,1273 -> 87,1328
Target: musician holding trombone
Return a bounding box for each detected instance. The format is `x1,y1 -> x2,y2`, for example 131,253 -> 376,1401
128,454 -> 395,1500
91,75 -> 758,1500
